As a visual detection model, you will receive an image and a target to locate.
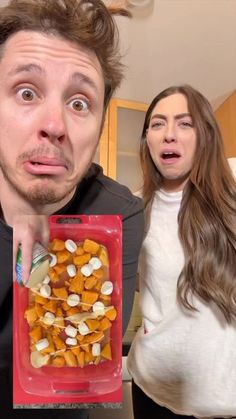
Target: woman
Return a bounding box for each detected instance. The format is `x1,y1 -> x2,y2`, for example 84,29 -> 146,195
127,85 -> 236,419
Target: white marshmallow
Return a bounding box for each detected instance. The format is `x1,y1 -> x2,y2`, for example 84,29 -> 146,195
92,301 -> 105,315
49,253 -> 57,267
35,338 -> 49,351
30,351 -> 50,368
43,312 -> 55,326
67,264 -> 77,277
40,284 -> 51,298
65,325 -> 78,338
43,275 -> 51,284
89,257 -> 102,270
78,321 -> 90,336
66,337 -> 77,346
81,263 -> 93,277
65,239 -> 77,253
67,293 -> 80,307
92,343 -> 101,357
101,281 -> 113,295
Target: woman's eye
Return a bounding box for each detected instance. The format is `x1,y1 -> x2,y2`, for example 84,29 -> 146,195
69,98 -> 89,112
180,121 -> 193,128
17,88 -> 35,101
151,121 -> 164,129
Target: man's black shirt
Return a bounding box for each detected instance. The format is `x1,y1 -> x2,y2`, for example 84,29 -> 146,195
0,164 -> 144,417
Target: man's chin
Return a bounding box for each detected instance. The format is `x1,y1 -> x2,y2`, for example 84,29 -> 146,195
26,186 -> 59,205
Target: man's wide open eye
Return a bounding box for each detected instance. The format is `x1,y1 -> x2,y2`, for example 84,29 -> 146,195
69,98 -> 89,112
17,87 -> 36,101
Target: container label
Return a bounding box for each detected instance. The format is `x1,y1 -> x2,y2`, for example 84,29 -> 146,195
16,242 -> 50,286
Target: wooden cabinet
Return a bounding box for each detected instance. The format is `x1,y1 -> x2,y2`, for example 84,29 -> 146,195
215,90 -> 236,157
94,98 -> 148,192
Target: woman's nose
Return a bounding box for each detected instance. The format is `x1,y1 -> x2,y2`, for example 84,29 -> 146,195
164,123 -> 177,143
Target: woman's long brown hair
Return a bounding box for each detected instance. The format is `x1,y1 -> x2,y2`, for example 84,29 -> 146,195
140,85 -> 236,322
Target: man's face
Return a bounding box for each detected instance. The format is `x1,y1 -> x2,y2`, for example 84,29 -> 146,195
0,31 -> 105,205
146,93 -> 197,192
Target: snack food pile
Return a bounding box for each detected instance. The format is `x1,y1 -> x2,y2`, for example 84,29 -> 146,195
24,238 -> 117,369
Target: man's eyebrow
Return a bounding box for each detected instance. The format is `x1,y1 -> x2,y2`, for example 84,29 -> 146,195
8,63 -> 45,76
7,65 -> 100,94
70,71 -> 99,94
150,112 -> 192,121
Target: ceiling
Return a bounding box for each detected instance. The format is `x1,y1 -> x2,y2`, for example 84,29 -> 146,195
113,0 -> 236,110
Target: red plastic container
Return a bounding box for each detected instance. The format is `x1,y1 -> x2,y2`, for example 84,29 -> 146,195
14,215 -> 122,402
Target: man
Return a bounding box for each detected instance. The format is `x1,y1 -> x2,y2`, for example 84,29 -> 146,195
0,0 -> 144,417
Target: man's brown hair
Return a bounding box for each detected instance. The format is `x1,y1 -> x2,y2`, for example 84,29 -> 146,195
0,0 -> 130,109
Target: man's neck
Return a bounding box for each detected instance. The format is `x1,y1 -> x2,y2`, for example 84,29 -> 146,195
0,181 -> 76,227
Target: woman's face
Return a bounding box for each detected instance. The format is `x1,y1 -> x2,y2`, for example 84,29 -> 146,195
146,93 -> 197,192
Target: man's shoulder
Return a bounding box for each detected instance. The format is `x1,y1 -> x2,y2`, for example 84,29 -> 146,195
73,164 -> 144,219
96,168 -> 141,200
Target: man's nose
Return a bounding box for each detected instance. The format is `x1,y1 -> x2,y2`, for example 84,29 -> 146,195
38,105 -> 67,144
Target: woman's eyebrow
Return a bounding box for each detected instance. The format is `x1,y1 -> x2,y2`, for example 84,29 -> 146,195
150,112 -> 192,121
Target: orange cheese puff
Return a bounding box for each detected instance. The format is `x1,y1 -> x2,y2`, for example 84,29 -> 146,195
83,239 -> 100,254
53,335 -> 66,350
64,350 -> 77,367
71,346 -> 81,356
92,268 -> 104,280
48,268 -> 59,283
83,331 -> 104,344
61,301 -> 71,312
53,264 -> 66,275
99,317 -> 112,331
29,325 -> 43,343
105,308 -> 117,321
77,351 -> 85,368
52,287 -> 68,300
43,300 -> 58,314
69,272 -> 84,294
24,307 -> 38,324
52,356 -> 66,367
97,247 -> 109,267
56,250 -> 71,264
85,319 -> 100,332
93,278 -> 102,292
34,294 -> 48,305
85,351 -> 95,364
77,334 -> 85,343
84,276 -> 97,290
99,294 -> 111,306
56,307 -> 64,317
51,326 -> 61,336
101,342 -> 112,360
35,303 -> 45,318
75,246 -> 84,256
73,253 -> 91,266
50,238 -> 65,252
66,307 -> 80,316
81,291 -> 99,305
